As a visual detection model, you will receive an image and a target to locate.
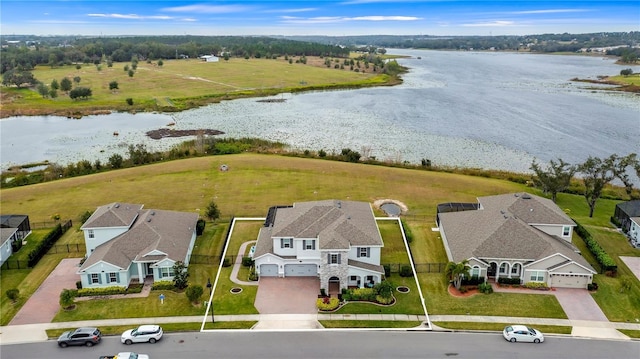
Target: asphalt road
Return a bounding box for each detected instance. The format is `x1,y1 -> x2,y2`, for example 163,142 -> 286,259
2,331 -> 638,359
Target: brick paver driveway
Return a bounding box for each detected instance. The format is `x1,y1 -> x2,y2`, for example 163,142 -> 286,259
10,258 -> 81,325
553,288 -> 608,321
254,277 -> 319,314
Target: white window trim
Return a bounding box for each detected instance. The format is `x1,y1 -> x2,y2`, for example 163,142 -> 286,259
330,253 -> 339,265
88,229 -> 94,239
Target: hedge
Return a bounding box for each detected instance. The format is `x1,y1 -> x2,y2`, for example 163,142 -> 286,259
76,284 -> 143,297
27,224 -> 63,267
574,220 -> 617,273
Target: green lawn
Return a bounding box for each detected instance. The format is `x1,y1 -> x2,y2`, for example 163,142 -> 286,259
433,322 -> 572,334
320,320 -> 422,328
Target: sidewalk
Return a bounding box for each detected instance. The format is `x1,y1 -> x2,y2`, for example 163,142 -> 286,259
2,314 -> 639,345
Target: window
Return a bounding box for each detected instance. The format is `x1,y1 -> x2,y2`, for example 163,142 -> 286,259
88,229 -> 94,239
529,271 -> 545,282
303,240 -> 315,250
108,272 -> 118,283
471,267 -> 480,277
91,273 -> 100,284
511,264 -> 520,275
562,226 -> 571,237
280,238 -> 293,248
350,276 -> 357,281
159,267 -> 175,278
329,253 -> 340,264
499,263 -> 508,274
358,247 -> 370,258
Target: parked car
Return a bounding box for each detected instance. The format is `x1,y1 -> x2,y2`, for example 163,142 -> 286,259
502,325 -> 544,343
58,327 -> 102,347
99,352 -> 149,359
120,325 -> 163,345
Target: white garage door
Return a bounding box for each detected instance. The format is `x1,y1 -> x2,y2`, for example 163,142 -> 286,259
260,264 -> 278,277
551,274 -> 589,288
284,264 -> 317,277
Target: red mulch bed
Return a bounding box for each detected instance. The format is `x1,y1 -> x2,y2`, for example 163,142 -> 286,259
448,285 -> 480,298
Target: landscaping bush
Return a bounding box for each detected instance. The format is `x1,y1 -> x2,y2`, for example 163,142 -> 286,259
399,265 -> 413,277
27,223 -> 64,267
5,288 -> 19,302
376,295 -> 394,304
383,264 -> 391,277
11,240 -> 23,252
401,219 -> 413,244
76,281 -> 82,290
196,219 -> 206,235
222,257 -> 232,267
478,282 -> 493,294
60,289 -> 77,309
316,297 -> 340,311
348,287 -> 377,301
462,275 -> 483,286
152,281 -> 175,291
242,256 -> 254,267
574,221 -> 617,274
77,286 -> 126,297
587,282 -> 599,291
498,277 -> 521,285
523,282 -> 549,290
186,285 -> 204,304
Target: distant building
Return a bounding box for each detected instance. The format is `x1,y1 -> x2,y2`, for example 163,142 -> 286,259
200,55 -> 219,63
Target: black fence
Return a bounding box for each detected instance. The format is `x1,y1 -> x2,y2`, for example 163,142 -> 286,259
30,219 -> 73,230
47,243 -> 85,254
385,262 -> 446,273
190,254 -> 235,266
1,259 -> 30,270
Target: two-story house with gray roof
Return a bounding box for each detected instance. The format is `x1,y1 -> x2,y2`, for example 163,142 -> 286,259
437,193 -> 596,289
78,203 -> 199,288
253,200 -> 384,293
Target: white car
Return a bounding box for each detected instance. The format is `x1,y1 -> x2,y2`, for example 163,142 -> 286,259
120,325 -> 163,345
99,353 -> 149,359
503,325 -> 544,343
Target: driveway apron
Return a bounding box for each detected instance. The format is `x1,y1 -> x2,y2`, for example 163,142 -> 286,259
9,258 -> 81,325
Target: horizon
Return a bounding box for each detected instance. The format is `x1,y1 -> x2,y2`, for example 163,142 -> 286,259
1,1 -> 638,38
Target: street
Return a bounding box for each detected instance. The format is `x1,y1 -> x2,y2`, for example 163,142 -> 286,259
1,331 -> 638,359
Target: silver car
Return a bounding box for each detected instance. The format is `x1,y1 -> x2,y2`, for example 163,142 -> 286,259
120,325 -> 163,345
503,325 -> 544,343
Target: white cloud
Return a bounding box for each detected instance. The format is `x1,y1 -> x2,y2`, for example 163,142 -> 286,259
511,9 -> 590,15
462,21 -> 516,27
263,7 -> 318,14
161,4 -> 252,13
87,13 -> 173,20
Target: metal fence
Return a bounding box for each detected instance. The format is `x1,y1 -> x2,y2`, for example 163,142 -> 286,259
46,243 -> 85,254
1,259 -> 29,270
385,262 -> 446,274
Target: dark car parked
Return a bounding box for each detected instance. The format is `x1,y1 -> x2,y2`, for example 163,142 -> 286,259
58,327 -> 102,347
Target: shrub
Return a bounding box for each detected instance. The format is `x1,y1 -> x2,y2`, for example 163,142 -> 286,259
6,288 -> 19,302
196,219 -> 206,235
152,281 -> 175,291
399,265 -> 413,277
462,275 -> 483,286
523,282 -> 548,290
374,280 -> 395,301
458,286 -> 468,293
316,297 -> 340,311
478,282 -> 493,294
242,256 -> 254,267
587,282 -> 599,291
401,219 -> 413,243
77,286 -> 125,297
60,289 -> 77,308
349,287 -> 377,301
383,264 -> 391,277
498,277 -> 521,285
27,224 -> 64,267
126,98 -> 134,105
574,220 -> 617,273
186,285 -> 204,304
11,240 -> 23,252
222,257 -> 232,267
376,295 -> 394,304
76,281 -> 82,290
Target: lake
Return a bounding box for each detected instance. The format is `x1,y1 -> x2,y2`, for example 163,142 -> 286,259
1,49 -> 639,174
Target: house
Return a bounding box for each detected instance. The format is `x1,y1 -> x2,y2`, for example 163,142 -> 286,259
437,193 -> 596,289
0,215 -> 31,266
253,200 -> 385,293
78,203 -> 199,288
628,217 -> 640,247
613,200 -> 640,233
200,55 -> 219,62
0,228 -> 19,266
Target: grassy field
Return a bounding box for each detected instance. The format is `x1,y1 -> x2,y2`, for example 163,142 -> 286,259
433,322 -> 573,335
1,153 -> 638,325
0,56 -> 392,117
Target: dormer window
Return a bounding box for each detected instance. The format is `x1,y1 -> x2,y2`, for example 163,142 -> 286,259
304,240 -> 315,250
562,226 -> 571,237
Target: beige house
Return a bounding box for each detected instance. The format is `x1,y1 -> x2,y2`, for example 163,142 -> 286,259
437,193 -> 596,289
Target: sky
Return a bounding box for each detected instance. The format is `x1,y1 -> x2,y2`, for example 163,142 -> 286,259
1,1 -> 638,37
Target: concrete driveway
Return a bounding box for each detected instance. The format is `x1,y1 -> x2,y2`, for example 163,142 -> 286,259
553,288 -> 608,321
254,277 -> 319,314
10,258 -> 81,325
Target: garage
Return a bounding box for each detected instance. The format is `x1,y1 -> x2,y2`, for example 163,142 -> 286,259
284,264 -> 317,277
259,264 -> 278,277
550,273 -> 590,288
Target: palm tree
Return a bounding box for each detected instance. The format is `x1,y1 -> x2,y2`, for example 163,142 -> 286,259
445,260 -> 471,290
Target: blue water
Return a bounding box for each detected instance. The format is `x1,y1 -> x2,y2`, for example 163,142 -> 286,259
2,50 -> 639,174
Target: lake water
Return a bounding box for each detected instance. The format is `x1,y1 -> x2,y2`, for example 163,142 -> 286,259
1,49 -> 639,173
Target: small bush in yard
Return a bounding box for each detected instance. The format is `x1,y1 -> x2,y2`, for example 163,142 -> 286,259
6,288 -> 19,302
587,282 -> 598,291
478,282 -> 493,294
186,285 -> 204,304
316,297 -> 340,311
399,265 -> 413,277
152,281 -> 176,291
242,256 -> 254,267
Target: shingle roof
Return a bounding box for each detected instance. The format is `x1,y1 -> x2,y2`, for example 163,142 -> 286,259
254,200 -> 382,257
0,215 -> 28,229
81,203 -> 144,229
439,192 -> 593,270
1,228 -> 18,247
348,259 -> 384,274
79,208 -> 198,271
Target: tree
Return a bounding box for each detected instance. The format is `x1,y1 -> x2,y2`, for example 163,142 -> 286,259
108,153 -> 124,169
620,68 -> 634,76
59,289 -> 76,309
73,76 -> 81,84
50,79 -> 59,90
609,153 -> 639,199
445,260 -> 470,290
158,59 -> 164,67
578,156 -> 615,218
529,158 -> 576,202
128,69 -> 135,78
37,82 -> 49,98
5,288 -> 19,303
205,201 -> 220,222
172,261 -> 189,290
60,77 -> 72,92
2,69 -> 37,88
79,210 -> 94,224
185,285 -> 204,304
109,80 -> 119,91
69,87 -> 92,100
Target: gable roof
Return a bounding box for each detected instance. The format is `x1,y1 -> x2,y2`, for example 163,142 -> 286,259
439,192 -> 593,271
1,228 -> 18,247
79,208 -> 198,271
81,203 -> 144,229
0,215 -> 28,229
254,200 -> 382,257
616,200 -> 640,217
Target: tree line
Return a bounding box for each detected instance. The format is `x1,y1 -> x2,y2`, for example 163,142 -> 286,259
530,154 -> 640,217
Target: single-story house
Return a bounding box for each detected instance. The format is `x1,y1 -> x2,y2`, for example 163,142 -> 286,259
0,215 -> 31,266
437,193 -> 596,289
78,203 -> 199,288
200,55 -> 219,62
253,200 -> 385,293
614,200 -> 640,233
0,228 -> 19,266
628,217 -> 640,247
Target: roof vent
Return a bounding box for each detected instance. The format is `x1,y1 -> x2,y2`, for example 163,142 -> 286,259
151,211 -> 155,216
337,201 -> 342,208
147,218 -> 152,222
522,193 -> 531,199
530,208 -> 534,212
115,203 -> 120,208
